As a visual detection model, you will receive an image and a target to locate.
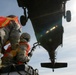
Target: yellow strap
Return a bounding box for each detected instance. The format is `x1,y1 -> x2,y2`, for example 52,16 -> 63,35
2,19 -> 10,27
2,17 -> 21,28
1,18 -> 14,27
7,18 -> 15,20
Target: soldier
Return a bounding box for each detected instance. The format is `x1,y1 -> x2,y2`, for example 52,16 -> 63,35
2,33 -> 32,65
0,15 -> 22,66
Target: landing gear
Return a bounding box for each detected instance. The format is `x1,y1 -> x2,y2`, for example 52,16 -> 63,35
63,10 -> 71,22
20,7 -> 28,26
20,15 -> 27,26
66,10 -> 71,22
62,1 -> 71,22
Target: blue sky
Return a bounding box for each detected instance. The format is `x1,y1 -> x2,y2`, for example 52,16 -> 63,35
0,0 -> 76,75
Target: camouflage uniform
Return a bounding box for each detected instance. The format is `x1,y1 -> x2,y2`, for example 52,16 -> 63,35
0,15 -> 21,62
2,33 -> 31,65
0,15 -> 21,58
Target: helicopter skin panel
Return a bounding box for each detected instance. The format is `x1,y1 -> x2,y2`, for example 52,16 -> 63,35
31,12 -> 64,53
17,0 -> 68,19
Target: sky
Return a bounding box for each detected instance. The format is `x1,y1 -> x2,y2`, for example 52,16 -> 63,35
0,0 -> 76,75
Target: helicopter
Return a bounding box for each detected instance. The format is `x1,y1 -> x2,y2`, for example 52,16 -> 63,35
17,0 -> 71,72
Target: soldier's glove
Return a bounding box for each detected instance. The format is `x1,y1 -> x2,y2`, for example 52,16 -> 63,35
16,50 -> 30,63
